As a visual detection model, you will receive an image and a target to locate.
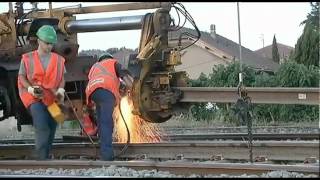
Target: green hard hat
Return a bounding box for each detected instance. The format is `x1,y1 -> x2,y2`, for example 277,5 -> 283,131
98,52 -> 114,62
36,25 -> 57,44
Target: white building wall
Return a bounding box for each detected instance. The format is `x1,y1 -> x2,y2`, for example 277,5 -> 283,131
175,45 -> 229,79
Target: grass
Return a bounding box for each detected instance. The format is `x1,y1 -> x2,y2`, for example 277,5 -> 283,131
159,114 -> 319,128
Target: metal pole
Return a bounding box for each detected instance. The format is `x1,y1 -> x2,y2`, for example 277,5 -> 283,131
260,34 -> 265,48
237,2 -> 253,164
65,15 -> 144,33
48,2 -> 53,17
8,2 -> 13,14
237,2 -> 243,83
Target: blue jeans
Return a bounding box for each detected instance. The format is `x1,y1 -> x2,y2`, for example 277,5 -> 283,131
91,88 -> 115,161
29,102 -> 57,160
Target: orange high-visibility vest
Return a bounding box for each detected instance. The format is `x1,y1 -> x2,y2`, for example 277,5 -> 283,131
17,50 -> 65,108
85,59 -> 120,106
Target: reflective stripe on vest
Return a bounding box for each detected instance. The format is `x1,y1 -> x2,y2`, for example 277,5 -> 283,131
17,51 -> 65,108
92,63 -> 118,82
86,60 -> 120,106
27,52 -> 34,81
86,63 -> 118,91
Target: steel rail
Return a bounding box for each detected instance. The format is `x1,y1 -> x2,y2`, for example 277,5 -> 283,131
0,160 -> 318,176
161,125 -> 319,131
175,87 -> 319,105
0,141 -> 318,162
1,133 -> 318,144
61,133 -> 320,142
163,133 -> 319,141
161,126 -> 319,135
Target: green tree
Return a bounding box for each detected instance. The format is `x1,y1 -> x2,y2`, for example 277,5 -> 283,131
292,2 -> 319,67
272,35 -> 280,63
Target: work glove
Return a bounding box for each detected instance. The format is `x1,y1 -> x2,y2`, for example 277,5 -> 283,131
119,81 -> 127,97
27,86 -> 43,98
55,88 -> 65,104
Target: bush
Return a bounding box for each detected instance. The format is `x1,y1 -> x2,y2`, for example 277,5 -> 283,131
188,61 -> 319,124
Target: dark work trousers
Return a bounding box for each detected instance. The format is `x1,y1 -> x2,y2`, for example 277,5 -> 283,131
29,101 -> 57,160
91,88 -> 115,161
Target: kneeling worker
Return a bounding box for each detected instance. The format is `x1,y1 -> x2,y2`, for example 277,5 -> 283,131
85,53 -> 133,161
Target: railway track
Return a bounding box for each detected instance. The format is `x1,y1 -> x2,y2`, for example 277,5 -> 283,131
0,141 -> 318,162
1,129 -> 318,177
0,132 -> 319,177
0,160 -> 318,177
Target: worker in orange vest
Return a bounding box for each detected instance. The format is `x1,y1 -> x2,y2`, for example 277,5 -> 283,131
17,25 -> 66,160
85,53 -> 133,161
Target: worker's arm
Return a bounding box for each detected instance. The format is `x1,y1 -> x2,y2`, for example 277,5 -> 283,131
18,60 -> 32,88
54,64 -> 67,104
122,74 -> 133,90
18,75 -> 32,89
18,60 -> 42,98
115,62 -> 133,91
58,76 -> 65,88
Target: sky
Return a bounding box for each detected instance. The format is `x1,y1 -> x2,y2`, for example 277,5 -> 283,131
0,2 -> 311,51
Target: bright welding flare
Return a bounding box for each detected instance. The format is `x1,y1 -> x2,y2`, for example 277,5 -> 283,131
113,96 -> 164,143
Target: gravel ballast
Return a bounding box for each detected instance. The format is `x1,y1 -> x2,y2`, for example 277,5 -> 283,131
0,166 -> 318,178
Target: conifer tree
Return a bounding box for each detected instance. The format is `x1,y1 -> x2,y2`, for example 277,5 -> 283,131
272,35 -> 280,63
293,2 -> 319,67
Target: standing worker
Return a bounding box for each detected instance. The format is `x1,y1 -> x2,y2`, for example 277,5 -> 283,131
85,53 -> 133,161
17,25 -> 66,160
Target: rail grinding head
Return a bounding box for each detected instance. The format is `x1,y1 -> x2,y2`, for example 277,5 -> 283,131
127,9 -> 189,123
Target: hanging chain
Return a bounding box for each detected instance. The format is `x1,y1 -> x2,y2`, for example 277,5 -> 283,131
234,83 -> 253,163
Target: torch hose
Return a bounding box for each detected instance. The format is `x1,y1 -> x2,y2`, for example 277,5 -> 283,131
114,99 -> 130,158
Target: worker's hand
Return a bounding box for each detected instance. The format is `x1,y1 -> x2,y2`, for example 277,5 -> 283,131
55,88 -> 65,104
119,81 -> 127,97
127,89 -> 132,97
27,86 -> 43,99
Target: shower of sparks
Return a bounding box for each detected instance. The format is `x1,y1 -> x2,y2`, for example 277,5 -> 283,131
113,96 -> 165,143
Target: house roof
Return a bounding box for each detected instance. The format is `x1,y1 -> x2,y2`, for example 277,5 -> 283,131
168,27 -> 279,71
254,43 -> 294,60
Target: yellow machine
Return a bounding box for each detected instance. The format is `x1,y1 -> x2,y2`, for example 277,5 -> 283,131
0,2 -> 200,130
